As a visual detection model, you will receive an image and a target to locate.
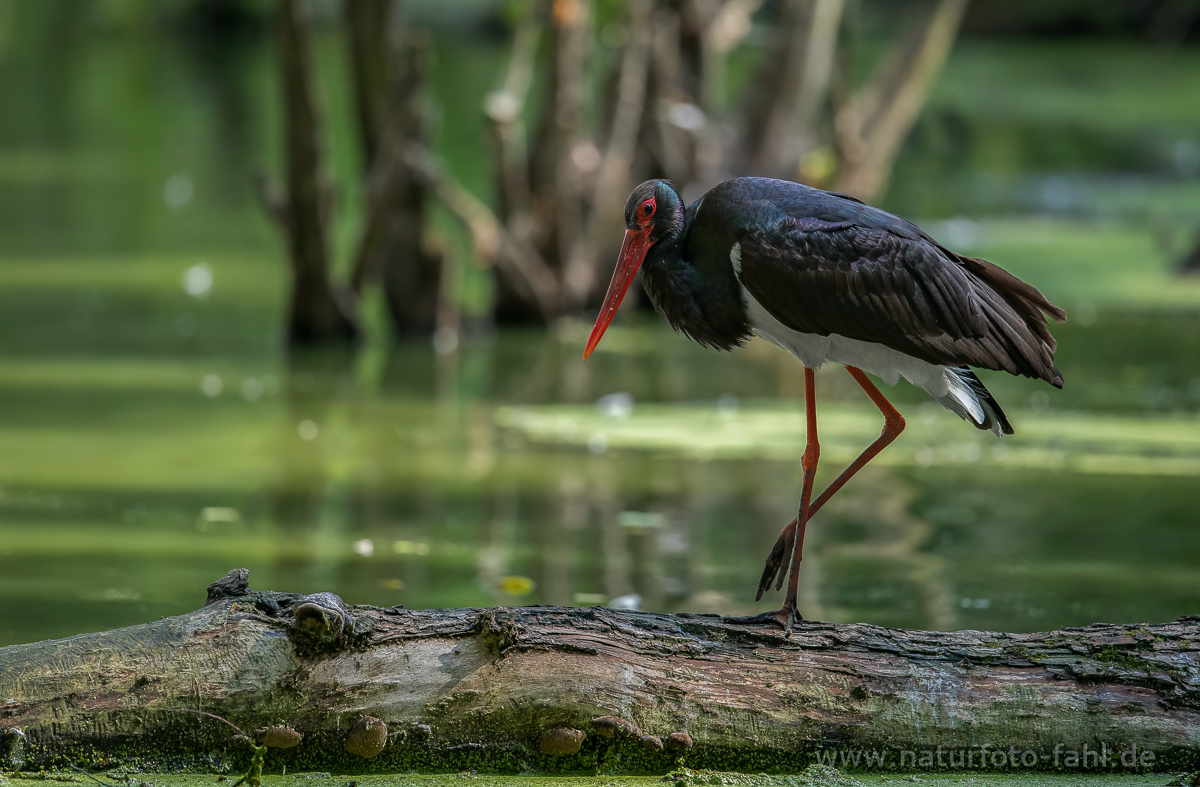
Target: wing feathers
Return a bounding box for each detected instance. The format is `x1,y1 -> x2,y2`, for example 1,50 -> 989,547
737,217 -> 1065,387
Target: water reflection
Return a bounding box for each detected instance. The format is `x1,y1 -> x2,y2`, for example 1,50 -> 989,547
0,319 -> 1199,646
271,349 -> 358,598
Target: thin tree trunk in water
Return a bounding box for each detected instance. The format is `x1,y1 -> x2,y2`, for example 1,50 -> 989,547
345,1 -> 442,335
489,3 -> 560,324
345,0 -> 392,172
648,8 -> 694,185
486,11 -> 538,225
674,0 -> 710,114
536,0 -> 591,308
376,35 -> 443,335
747,0 -> 844,178
561,0 -> 654,308
3,571 -> 1200,773
833,0 -> 969,202
491,0 -> 592,321
346,0 -> 394,298
277,0 -> 358,345
702,0 -> 764,112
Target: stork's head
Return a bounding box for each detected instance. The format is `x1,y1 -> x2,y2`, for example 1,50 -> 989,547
584,180 -> 683,360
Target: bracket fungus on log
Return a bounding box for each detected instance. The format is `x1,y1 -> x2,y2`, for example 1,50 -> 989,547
255,727 -> 303,749
290,592 -> 353,655
667,732 -> 694,751
540,727 -> 585,756
344,716 -> 388,759
640,735 -> 664,752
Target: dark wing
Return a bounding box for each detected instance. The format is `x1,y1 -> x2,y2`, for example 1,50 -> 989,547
736,213 -> 1066,386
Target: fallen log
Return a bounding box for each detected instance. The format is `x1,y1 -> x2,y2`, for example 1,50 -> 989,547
2,569 -> 1198,775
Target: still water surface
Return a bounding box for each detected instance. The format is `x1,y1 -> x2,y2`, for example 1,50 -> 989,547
2,308 -> 1199,645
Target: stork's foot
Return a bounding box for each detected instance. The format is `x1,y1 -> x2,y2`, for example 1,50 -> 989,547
773,601 -> 804,635
726,603 -> 803,634
756,518 -> 797,601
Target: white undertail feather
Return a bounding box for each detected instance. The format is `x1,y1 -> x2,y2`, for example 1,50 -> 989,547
940,369 -> 986,426
731,243 -> 1007,436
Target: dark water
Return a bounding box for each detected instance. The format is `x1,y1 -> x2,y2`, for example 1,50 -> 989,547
1,15 -> 1199,645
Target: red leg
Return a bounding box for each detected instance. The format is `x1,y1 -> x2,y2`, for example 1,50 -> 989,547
756,366 -> 907,607
764,367 -> 820,632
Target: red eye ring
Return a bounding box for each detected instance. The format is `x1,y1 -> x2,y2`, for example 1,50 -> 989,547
640,199 -> 655,217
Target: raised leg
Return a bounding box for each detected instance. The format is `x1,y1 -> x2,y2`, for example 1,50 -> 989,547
755,366 -> 907,606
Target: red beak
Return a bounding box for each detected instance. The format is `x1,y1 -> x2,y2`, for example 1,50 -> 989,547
583,227 -> 652,360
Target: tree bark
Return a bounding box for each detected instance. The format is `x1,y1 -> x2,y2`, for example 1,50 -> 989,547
3,570 -> 1200,774
276,0 -> 358,346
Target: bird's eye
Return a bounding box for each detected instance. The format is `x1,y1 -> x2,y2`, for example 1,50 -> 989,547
641,199 -> 655,217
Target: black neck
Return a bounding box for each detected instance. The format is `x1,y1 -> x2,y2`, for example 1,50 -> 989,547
640,205 -> 752,352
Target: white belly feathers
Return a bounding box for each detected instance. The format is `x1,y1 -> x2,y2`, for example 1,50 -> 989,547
730,242 -> 998,433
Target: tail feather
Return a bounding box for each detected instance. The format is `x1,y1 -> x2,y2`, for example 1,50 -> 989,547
936,366 -> 1014,436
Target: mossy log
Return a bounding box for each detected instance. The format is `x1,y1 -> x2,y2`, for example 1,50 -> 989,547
2,570 -> 1199,775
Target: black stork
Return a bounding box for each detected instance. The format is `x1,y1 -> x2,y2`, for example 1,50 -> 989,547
582,177 -> 1066,630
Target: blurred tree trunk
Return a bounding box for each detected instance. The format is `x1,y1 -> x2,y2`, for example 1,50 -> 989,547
744,0 -> 844,178
274,0 -> 358,345
832,0 -> 969,202
645,6 -> 695,184
486,0 -> 689,324
346,0 -> 443,336
534,0 -> 590,278
377,36 -> 444,336
491,0 -> 594,323
1180,232 -> 1200,274
1145,0 -> 1200,46
345,0 -> 391,169
485,7 -> 545,323
561,0 -> 655,306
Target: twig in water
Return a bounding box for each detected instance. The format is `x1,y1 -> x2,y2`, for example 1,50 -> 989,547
68,765 -> 119,787
168,708 -> 247,737
167,709 -> 264,787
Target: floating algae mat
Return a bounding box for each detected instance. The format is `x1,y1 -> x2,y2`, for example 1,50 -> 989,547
496,401 -> 1200,478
